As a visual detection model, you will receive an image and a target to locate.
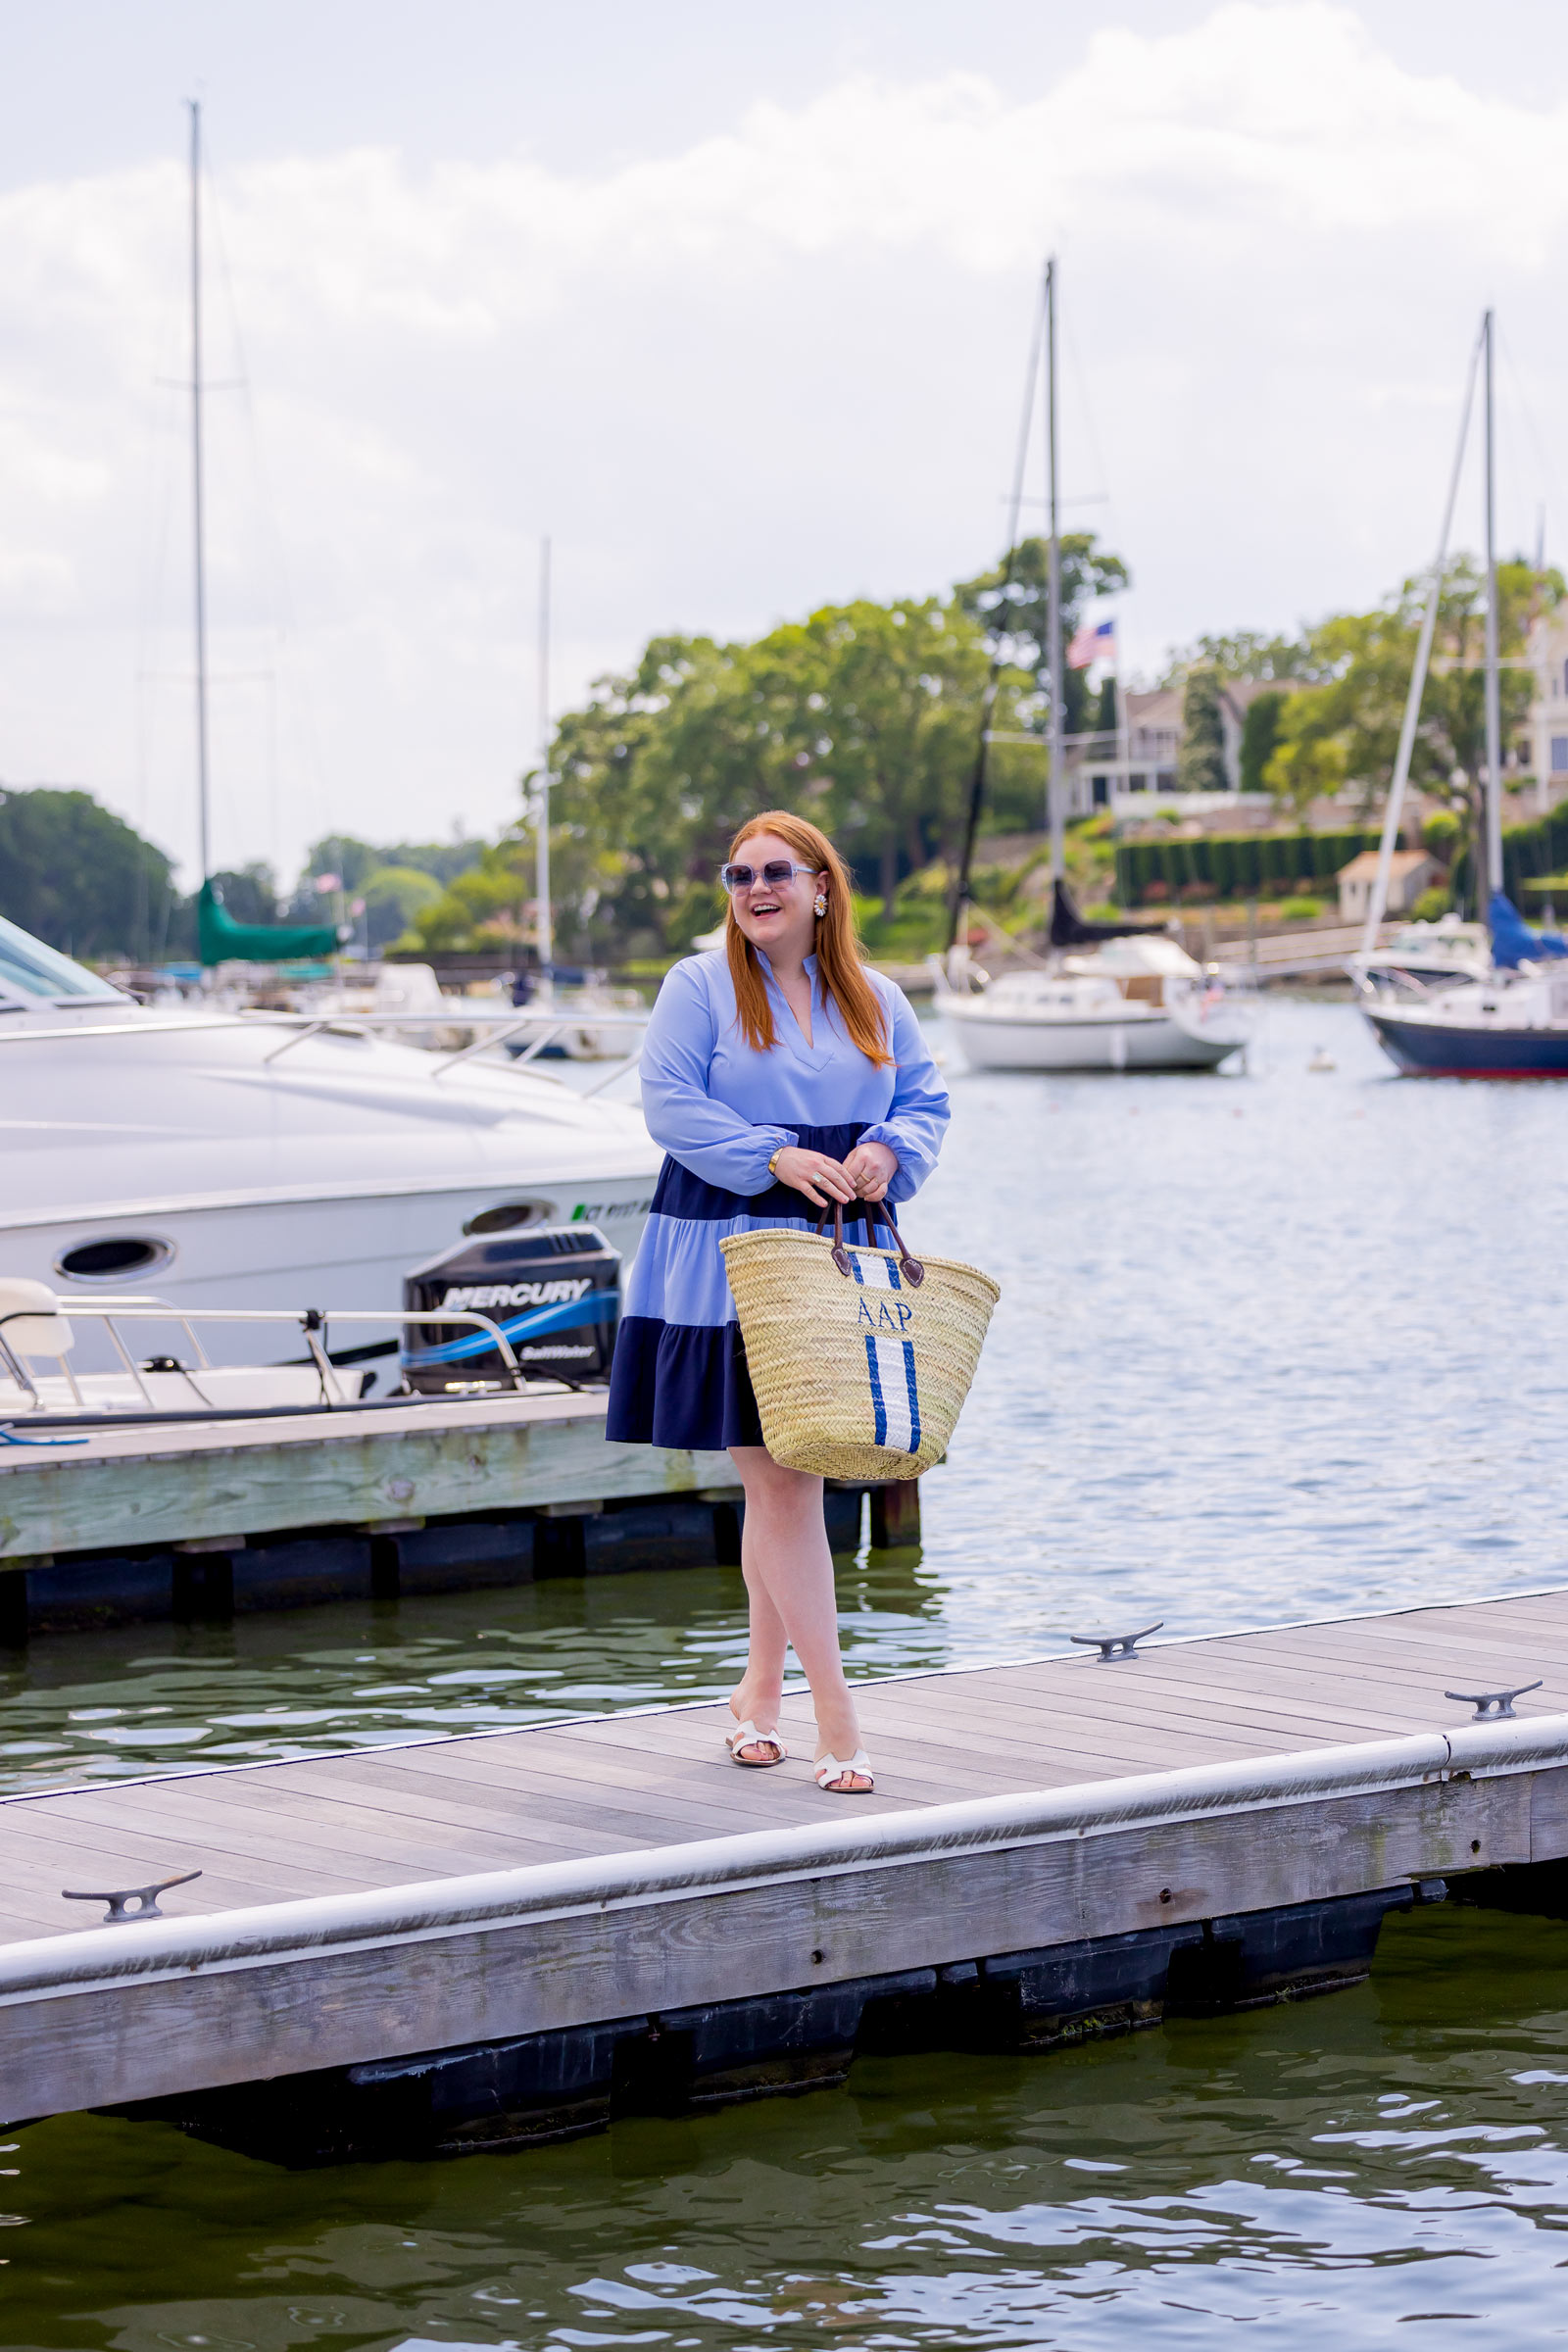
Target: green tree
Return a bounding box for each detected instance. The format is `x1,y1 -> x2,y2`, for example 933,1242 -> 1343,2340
1162,630 -> 1314,688
294,836 -> 382,895
1262,557 -> 1563,846
284,832 -> 484,917
1239,691 -> 1286,794
411,598 -> 1006,957
0,787 -> 177,960
363,865 -> 445,953
408,563 -> 1115,963
953,533 -> 1129,737
1179,670 -> 1228,793
1421,809 -> 1462,863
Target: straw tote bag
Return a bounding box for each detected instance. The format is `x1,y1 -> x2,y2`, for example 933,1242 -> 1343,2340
720,1198 -> 1000,1482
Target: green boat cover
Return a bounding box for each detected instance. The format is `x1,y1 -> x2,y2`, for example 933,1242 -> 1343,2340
198,879 -> 342,966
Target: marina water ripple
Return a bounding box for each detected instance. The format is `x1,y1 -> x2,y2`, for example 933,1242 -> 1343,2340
5,1907 -> 1568,2346
1,996 -> 1562,1784
5,996 -> 1568,2341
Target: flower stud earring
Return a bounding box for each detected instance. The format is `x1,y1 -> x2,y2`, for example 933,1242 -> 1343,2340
813,894 -> 828,917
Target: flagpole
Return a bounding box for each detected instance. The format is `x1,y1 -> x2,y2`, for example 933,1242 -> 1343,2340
536,534 -> 553,985
1115,647 -> 1127,799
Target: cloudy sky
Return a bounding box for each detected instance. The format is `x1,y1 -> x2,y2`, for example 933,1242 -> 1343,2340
3,0 -> 1567,888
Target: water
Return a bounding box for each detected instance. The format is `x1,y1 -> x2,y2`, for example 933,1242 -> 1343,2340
4,997 -> 1562,1788
7,993 -> 1568,2345
9,1906 -> 1568,2345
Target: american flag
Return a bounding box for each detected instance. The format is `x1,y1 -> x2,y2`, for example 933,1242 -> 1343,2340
1066,615 -> 1116,669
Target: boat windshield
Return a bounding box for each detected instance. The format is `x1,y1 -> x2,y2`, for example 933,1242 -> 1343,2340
0,916 -> 124,1003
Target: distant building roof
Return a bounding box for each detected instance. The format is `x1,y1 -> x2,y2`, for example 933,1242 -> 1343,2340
1337,850 -> 1431,881
1124,687 -> 1182,728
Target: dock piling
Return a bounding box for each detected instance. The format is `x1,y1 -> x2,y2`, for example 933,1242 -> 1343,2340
120,1886 -> 1431,2166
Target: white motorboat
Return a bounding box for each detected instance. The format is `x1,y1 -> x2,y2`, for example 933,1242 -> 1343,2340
931,932 -> 1252,1073
0,915 -> 660,1368
1349,914 -> 1490,994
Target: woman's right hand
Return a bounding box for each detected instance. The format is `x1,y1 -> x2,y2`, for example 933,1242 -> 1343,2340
771,1146 -> 857,1206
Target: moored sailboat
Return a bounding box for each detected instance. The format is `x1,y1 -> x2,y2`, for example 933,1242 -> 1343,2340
1360,893 -> 1568,1076
932,881 -> 1251,1072
1356,310 -> 1568,1077
938,263 -> 1250,1074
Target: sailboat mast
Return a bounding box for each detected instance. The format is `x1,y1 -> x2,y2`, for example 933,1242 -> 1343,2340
1360,320 -> 1483,955
1483,308 -> 1503,909
535,534 -> 553,978
944,266 -> 1045,951
1045,257 -> 1065,883
188,100 -> 212,884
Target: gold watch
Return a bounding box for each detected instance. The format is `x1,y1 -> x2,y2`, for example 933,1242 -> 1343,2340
767,1147 -> 784,1178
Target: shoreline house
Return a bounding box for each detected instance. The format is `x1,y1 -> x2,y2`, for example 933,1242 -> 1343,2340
1061,679 -> 1284,819
1527,608 -> 1568,814
1336,849 -> 1441,924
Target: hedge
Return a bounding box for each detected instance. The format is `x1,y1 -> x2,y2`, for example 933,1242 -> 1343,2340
1113,828 -> 1382,906
1449,802 -> 1568,911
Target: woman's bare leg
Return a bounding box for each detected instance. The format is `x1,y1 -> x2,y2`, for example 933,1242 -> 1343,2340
726,1504 -> 790,1760
728,1444 -> 869,1788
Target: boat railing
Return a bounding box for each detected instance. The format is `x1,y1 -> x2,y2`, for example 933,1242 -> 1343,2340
0,1005 -> 649,1096
0,1006 -> 647,1047
0,1300 -> 522,1416
256,1007 -> 647,1071
1348,964 -> 1446,1004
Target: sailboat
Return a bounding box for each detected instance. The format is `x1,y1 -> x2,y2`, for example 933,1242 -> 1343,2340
932,878 -> 1251,1071
933,259 -> 1252,1075
1356,311 -> 1568,1077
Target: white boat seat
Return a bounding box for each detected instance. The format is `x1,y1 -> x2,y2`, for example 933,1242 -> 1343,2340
0,1277 -> 75,1360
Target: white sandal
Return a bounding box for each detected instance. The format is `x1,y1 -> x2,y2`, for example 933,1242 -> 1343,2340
726,1717 -> 787,1768
814,1748 -> 874,1793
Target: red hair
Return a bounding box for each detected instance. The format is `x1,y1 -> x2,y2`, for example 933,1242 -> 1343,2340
723,810 -> 892,1067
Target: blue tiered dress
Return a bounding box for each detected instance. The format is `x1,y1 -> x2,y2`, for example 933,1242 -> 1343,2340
607,948 -> 951,1451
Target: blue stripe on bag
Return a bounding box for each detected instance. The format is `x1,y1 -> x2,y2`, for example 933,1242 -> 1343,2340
864,1334 -> 888,1447
848,1246 -> 899,1292
863,1331 -> 920,1453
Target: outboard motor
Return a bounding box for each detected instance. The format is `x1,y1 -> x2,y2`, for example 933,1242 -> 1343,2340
402,1226 -> 620,1393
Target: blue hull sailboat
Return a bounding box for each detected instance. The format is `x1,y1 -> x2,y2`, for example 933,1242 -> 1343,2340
1362,893 -> 1568,1076
1354,310 -> 1568,1077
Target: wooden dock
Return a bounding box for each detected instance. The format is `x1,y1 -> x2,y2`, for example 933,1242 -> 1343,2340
0,1388 -> 917,1633
1,1585 -> 1566,2159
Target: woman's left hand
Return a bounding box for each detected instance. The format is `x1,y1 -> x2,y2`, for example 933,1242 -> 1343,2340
843,1140 -> 899,1201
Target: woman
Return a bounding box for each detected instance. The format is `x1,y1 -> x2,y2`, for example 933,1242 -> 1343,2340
607,810 -> 950,1793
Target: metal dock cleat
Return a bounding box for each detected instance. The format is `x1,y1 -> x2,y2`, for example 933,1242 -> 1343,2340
1444,1681 -> 1544,1721
62,1869 -> 202,1925
1070,1621 -> 1164,1662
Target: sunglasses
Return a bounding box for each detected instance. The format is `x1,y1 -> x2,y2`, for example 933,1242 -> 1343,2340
719,860 -> 820,893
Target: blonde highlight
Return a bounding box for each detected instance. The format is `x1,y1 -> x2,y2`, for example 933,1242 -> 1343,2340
723,809 -> 893,1067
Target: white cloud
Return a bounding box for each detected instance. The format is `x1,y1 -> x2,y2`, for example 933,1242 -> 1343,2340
1,0 -> 1564,885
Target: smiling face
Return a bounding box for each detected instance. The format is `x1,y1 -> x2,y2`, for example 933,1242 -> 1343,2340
727,829 -> 828,965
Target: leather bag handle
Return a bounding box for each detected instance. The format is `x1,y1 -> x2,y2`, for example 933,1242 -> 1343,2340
813,1194 -> 925,1286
